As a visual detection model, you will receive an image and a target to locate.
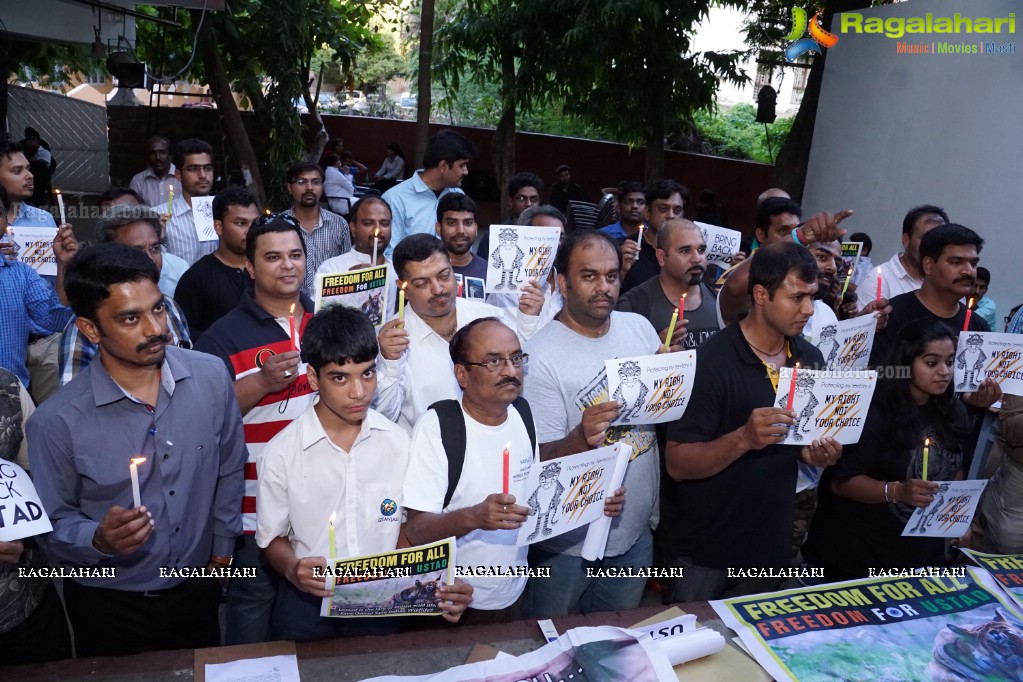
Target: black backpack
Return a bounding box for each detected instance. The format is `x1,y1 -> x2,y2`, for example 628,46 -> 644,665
428,397 -> 537,509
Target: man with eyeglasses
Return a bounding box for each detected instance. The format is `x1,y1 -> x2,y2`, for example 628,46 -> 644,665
619,179 -> 689,294
472,172 -> 545,262
599,181 -> 646,241
164,139 -> 218,266
402,318 -> 538,623
281,161 -> 352,298
59,205 -> 191,386
375,234 -> 542,432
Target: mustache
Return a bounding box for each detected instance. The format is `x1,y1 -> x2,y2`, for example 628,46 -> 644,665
955,276 -> 976,284
588,294 -> 613,304
137,332 -> 172,352
496,378 -> 521,388
429,294 -> 450,304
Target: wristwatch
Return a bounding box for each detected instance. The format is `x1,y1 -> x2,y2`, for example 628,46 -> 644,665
210,554 -> 234,567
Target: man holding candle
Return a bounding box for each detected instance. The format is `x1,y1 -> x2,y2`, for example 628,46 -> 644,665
855,205 -> 947,313
164,139 -> 218,266
195,217 -> 318,644
523,230 -> 660,618
616,217 -> 720,351
175,187 -> 260,339
28,243 -> 247,657
257,305 -> 472,640
663,242 -> 841,601
374,234 -> 543,431
619,179 -> 687,294
316,196 -> 399,319
130,136 -> 182,209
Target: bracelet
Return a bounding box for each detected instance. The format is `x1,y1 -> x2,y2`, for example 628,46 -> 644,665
792,226 -> 805,246
883,481 -> 890,503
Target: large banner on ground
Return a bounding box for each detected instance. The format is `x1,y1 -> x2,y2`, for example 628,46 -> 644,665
712,569 -> 1023,682
320,538 -> 455,618
961,549 -> 1023,612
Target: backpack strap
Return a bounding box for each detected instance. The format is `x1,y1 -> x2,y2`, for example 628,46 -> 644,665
511,396 -> 537,455
429,399 -> 467,510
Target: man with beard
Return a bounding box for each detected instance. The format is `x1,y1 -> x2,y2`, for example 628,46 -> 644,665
600,181 -> 646,241
616,218 -> 719,350
165,139 -> 218,266
281,161 -> 352,298
524,230 -> 663,617
28,243 -> 246,656
619,179 -> 687,294
663,242 -> 841,600
375,234 -> 543,431
0,140 -> 58,232
436,193 -> 487,299
130,136 -> 181,208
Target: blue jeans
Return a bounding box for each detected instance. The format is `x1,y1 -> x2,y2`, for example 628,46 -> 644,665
528,528 -> 652,618
225,534 -> 279,645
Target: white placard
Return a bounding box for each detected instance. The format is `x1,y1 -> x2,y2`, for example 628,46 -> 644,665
0,461 -> 53,541
694,221 -> 743,266
955,331 -> 1023,396
813,315 -> 876,371
517,443 -> 622,547
191,195 -> 218,242
580,443 -> 631,561
605,351 -> 697,425
484,224 -> 560,293
9,226 -> 58,277
901,479 -> 988,538
774,368 -> 877,444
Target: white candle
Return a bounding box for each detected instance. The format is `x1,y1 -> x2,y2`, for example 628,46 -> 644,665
55,189 -> 66,225
129,457 -> 146,508
372,227 -> 379,264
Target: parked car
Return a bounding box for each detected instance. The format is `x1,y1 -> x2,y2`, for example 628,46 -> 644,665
344,90 -> 367,108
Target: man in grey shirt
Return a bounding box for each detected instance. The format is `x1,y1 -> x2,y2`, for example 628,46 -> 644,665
524,230 -> 664,617
28,243 -> 247,657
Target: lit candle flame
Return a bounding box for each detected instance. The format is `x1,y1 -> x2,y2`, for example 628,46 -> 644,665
968,298 -> 975,308
131,457 -> 147,465
925,438 -> 930,447
289,303 -> 296,314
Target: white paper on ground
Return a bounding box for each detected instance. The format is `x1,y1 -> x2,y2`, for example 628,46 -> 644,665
653,628 -> 726,666
205,654 -> 301,682
580,442 -> 631,560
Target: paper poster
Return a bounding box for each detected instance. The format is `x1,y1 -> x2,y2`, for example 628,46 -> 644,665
605,351 -> 697,426
840,241 -> 863,283
812,315 -> 876,370
694,221 -> 743,267
961,549 -> 1023,611
516,443 -> 623,547
954,331 -> 1023,396
713,569 -> 1023,682
775,368 -> 877,444
454,273 -> 485,300
191,195 -> 218,242
580,443 -> 632,561
484,224 -> 560,294
361,625 -> 679,682
901,479 -> 988,538
320,538 -> 455,618
314,264 -> 390,328
0,461 -> 53,541
8,226 -> 58,277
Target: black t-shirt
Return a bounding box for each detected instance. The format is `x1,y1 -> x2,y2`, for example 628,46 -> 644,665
616,279 -> 720,350
870,291 -> 990,366
453,254 -> 489,300
808,395 -> 968,580
174,253 -> 252,341
618,234 -> 660,294
663,323 -> 824,569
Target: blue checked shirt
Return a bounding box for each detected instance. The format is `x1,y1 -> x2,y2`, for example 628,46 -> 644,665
0,260 -> 72,387
281,206 -> 352,297
1009,306 -> 1023,335
58,295 -> 192,387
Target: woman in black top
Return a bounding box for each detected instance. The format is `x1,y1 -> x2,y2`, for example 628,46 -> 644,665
806,319 -> 969,581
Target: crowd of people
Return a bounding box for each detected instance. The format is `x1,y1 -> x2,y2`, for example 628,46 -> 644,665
0,127 -> 1018,665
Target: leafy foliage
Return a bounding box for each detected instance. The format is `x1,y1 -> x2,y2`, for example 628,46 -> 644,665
694,104 -> 794,164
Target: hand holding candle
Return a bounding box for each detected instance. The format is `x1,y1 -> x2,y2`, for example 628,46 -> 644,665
129,457 -> 146,508
397,282 -> 407,325
663,307 -> 680,352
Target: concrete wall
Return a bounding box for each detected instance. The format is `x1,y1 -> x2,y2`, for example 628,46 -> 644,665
803,0 -> 1021,325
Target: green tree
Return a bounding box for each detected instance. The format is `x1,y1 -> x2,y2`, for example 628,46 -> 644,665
694,104 -> 794,164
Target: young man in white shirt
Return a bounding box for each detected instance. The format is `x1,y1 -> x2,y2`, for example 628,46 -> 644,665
257,304 -> 471,640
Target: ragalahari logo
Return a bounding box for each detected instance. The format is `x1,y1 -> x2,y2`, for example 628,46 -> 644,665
786,7 -> 839,61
